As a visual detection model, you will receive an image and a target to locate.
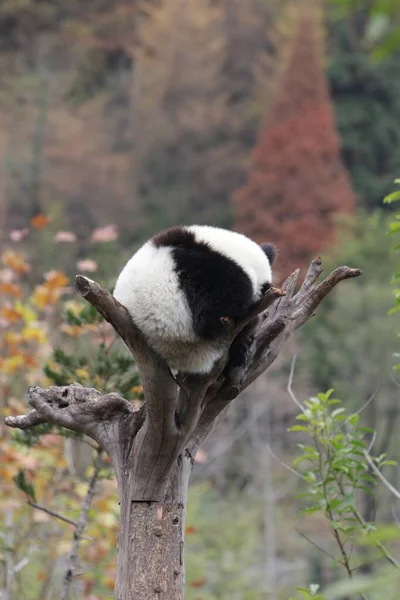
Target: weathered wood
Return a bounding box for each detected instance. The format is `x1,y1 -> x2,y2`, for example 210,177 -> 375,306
116,457 -> 192,599
5,259 -> 362,599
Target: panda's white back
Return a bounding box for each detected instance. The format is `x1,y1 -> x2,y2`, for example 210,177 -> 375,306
113,240 -> 194,343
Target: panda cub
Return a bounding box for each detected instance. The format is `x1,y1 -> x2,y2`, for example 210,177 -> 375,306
113,225 -> 276,375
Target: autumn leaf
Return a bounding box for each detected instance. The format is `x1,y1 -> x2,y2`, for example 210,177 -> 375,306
189,578 -> 206,588
185,525 -> 197,535
31,214 -> 51,229
22,325 -> 47,344
1,250 -> 30,275
0,282 -> 23,298
14,301 -> 37,324
5,331 -> 22,346
76,367 -> 90,380
44,270 -> 69,289
1,305 -> 22,323
131,385 -> 144,396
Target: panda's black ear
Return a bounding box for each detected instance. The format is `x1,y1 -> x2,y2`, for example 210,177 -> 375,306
260,243 -> 277,265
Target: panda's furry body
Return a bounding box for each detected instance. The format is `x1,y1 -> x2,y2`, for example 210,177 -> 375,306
113,225 -> 276,374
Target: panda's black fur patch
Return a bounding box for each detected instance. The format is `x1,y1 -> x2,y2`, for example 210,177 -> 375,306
153,225 -> 196,248
153,226 -> 254,342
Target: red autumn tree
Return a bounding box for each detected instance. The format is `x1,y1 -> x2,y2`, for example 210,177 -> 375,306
234,4 -> 356,275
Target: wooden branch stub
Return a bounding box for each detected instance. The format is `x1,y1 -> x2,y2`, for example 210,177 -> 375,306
5,408 -> 47,430
294,256 -> 324,301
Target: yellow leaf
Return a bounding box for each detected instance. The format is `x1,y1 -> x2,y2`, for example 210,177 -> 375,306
22,325 -> 47,344
131,385 -> 144,396
5,331 -> 22,346
14,301 -> 37,324
31,286 -> 61,309
76,368 -> 89,380
3,355 -> 25,373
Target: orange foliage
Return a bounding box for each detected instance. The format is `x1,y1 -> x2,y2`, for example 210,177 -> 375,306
31,271 -> 69,309
185,525 -> 197,535
31,214 -> 51,229
44,270 -> 69,289
189,578 -> 206,588
234,6 -> 356,275
0,282 -> 23,298
0,305 -> 22,323
1,250 -> 31,274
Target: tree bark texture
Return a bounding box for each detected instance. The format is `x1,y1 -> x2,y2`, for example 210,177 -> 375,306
5,259 -> 361,599
117,458 -> 191,599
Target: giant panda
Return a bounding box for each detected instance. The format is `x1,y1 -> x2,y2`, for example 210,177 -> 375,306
113,225 -> 276,375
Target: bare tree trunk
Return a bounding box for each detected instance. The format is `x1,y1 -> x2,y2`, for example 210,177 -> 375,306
5,259 -> 361,599
116,458 -> 191,599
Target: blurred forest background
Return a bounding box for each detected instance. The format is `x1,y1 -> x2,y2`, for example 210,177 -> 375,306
1,0 -> 400,599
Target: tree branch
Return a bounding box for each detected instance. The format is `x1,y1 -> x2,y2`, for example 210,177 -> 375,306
27,501 -> 78,528
5,384 -> 140,460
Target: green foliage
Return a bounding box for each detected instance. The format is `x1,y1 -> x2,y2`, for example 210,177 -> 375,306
13,469 -> 36,502
290,389 -> 400,597
300,212 -> 400,411
290,584 -> 325,600
328,41 -> 400,210
327,0 -> 400,59
291,390 -> 377,536
44,341 -> 140,398
64,302 -> 103,326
